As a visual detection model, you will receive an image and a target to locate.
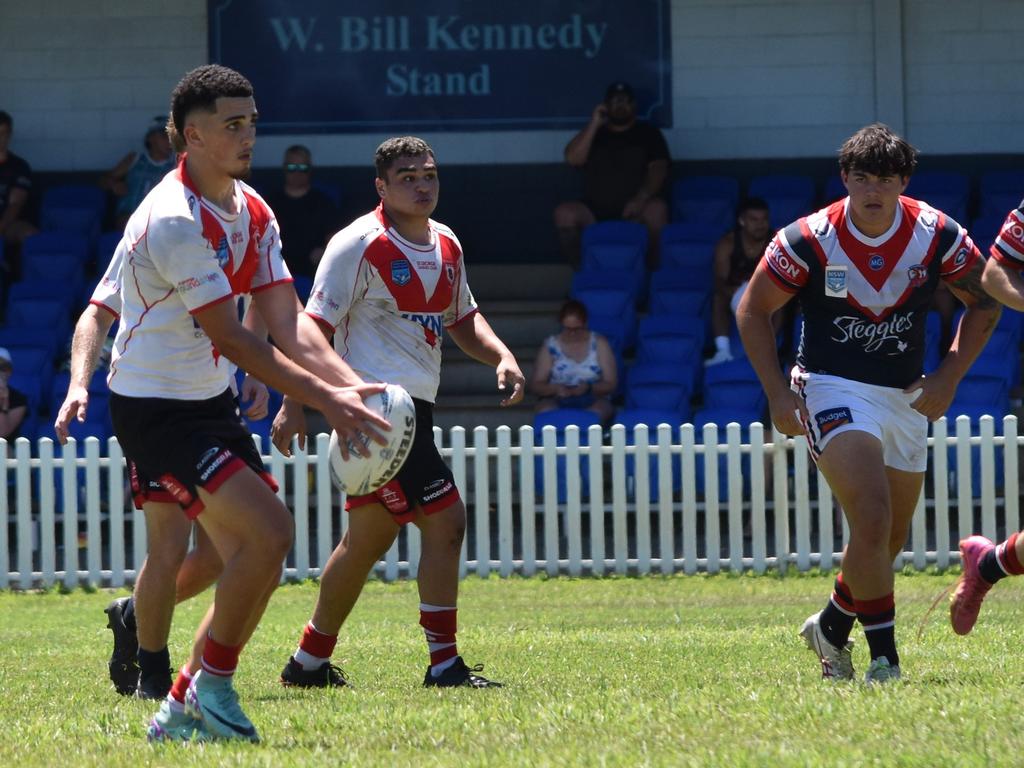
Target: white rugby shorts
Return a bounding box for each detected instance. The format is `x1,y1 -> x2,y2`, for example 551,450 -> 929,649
789,366 -> 928,472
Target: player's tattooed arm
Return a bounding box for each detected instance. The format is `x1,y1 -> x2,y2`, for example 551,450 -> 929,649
949,259 -> 1001,335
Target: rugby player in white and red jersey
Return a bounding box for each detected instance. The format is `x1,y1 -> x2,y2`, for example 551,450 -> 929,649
272,136 -> 525,689
56,65 -> 393,743
946,202 -> 1024,634
737,124 -> 1000,683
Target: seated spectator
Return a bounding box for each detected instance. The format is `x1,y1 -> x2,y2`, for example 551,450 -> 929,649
0,348 -> 28,441
531,299 -> 617,425
707,197 -> 773,366
263,145 -> 339,279
553,82 -> 670,269
99,119 -> 176,230
0,110 -> 39,272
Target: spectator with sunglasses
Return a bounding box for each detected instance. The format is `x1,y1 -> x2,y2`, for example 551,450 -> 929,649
264,145 -> 340,279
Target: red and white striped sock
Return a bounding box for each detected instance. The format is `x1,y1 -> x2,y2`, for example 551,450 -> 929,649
293,621 -> 338,671
200,632 -> 242,679
996,532 -> 1024,576
420,603 -> 458,677
168,665 -> 193,705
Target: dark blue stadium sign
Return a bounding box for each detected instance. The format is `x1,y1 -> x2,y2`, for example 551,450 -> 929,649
207,0 -> 672,133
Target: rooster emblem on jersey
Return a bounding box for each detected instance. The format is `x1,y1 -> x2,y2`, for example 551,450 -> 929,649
907,264 -> 928,288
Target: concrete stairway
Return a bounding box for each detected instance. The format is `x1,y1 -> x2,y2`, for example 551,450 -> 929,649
434,262 -> 572,432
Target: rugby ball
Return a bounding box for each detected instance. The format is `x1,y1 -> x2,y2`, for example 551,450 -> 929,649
328,383 -> 416,496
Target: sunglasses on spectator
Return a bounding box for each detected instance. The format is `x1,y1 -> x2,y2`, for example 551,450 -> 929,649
285,163 -> 311,172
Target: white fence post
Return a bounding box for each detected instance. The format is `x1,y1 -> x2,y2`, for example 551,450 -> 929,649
702,423 -> 720,574
749,422 -> 767,574
1005,415 -> 1020,536
564,425 -> 583,577
634,424 -> 652,575
932,418 -> 951,569
656,423 -> 674,575
725,423 -> 744,572
519,426 -> 537,577
609,425 -> 628,575
495,427 -> 514,577
680,425 -> 698,575
587,423 -> 606,576
473,426 -> 491,577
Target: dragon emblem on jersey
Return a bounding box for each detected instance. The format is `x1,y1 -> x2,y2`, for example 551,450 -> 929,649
445,264 -> 455,284
907,264 -> 928,287
391,258 -> 412,286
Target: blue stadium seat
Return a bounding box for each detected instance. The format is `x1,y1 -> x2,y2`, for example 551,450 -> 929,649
660,220 -> 723,248
41,206 -> 102,244
978,170 -> 1024,220
66,417 -> 111,442
648,265 -> 712,294
572,287 -> 637,348
0,326 -> 64,358
95,230 -> 123,271
584,315 -> 626,397
747,174 -> 816,229
42,184 -> 106,214
5,345 -> 53,377
571,268 -> 646,307
533,408 -> 601,503
671,176 -> 739,230
969,214 -> 1005,252
636,333 -> 701,367
7,371 -> 45,417
951,375 -> 1009,411
647,286 -> 711,317
22,231 -> 90,263
5,298 -> 71,334
22,251 -> 85,288
8,278 -> 78,305
625,362 -> 695,417
311,180 -> 342,207
581,221 -> 648,270
906,171 -> 970,223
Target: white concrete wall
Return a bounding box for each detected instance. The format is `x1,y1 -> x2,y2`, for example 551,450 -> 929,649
0,0 -> 1021,170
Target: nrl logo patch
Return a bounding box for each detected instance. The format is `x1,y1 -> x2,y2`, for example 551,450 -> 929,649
825,265 -> 847,298
391,258 -> 412,286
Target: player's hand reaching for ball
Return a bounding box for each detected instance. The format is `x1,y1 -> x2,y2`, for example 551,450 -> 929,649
496,355 -> 525,406
271,397 -> 308,457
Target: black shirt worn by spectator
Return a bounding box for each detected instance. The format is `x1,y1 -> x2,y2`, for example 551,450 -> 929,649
264,188 -> 339,279
2,386 -> 27,440
582,122 -> 670,221
0,151 -> 32,218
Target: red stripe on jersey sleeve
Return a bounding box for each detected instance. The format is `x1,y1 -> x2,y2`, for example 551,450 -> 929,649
250,277 -> 294,294
89,300 -> 119,319
758,259 -> 800,294
303,310 -> 337,333
445,307 -> 478,329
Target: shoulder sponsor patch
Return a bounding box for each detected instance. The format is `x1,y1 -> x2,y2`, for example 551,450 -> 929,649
814,406 -> 852,437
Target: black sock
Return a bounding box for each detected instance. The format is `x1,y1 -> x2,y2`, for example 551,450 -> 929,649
123,595 -> 137,633
820,600 -> 856,649
137,646 -> 171,679
863,626 -> 899,668
978,549 -> 1006,584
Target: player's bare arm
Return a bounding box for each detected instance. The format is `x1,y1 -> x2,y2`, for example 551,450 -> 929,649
981,255 -> 1024,311
736,267 -> 807,435
194,298 -> 387,456
910,258 -> 1002,421
447,312 -> 525,406
54,304 -> 116,444
269,311 -> 334,456
239,302 -> 270,419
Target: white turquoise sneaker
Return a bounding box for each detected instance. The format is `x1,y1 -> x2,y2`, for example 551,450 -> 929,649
799,611 -> 855,681
864,656 -> 901,684
184,671 -> 259,742
146,697 -> 201,743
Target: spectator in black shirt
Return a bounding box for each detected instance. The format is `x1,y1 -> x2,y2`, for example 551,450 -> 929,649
264,145 -> 339,280
0,347 -> 28,441
0,111 -> 39,274
553,82 -> 670,268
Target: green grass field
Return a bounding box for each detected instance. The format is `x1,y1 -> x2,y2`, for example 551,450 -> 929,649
1,571 -> 1022,767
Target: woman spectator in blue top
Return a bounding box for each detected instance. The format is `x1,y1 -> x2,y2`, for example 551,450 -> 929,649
530,299 -> 617,425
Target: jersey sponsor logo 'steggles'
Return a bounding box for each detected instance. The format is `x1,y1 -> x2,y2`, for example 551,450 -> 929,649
391,258 -> 412,286
815,406 -> 852,437
831,313 -> 914,354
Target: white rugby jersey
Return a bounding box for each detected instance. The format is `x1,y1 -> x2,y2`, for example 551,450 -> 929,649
107,157 -> 291,399
304,203 -> 478,402
761,196 -> 980,388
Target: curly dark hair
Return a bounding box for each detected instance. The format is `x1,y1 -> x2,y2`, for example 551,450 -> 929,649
838,123 -> 918,178
375,136 -> 434,179
558,299 -> 589,324
166,65 -> 253,152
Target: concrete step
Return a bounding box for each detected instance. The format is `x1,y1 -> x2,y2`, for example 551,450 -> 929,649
468,263 -> 573,301
452,311 -> 556,348
432,400 -> 535,432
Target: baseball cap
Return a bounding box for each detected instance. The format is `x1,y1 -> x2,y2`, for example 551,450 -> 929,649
0,347 -> 12,366
605,81 -> 634,100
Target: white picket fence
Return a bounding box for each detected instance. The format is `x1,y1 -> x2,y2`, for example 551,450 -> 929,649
2,415 -> 1019,589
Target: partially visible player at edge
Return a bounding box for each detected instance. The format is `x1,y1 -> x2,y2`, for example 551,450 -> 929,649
67,64 -> 391,743
946,201 -> 1024,635
272,136 -> 525,689
737,123 -> 999,683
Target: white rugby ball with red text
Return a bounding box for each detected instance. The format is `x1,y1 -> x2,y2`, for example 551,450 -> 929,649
328,383 -> 416,496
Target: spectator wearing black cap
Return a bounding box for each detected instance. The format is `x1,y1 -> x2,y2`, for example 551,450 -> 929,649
99,119 -> 176,230
554,81 -> 670,268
